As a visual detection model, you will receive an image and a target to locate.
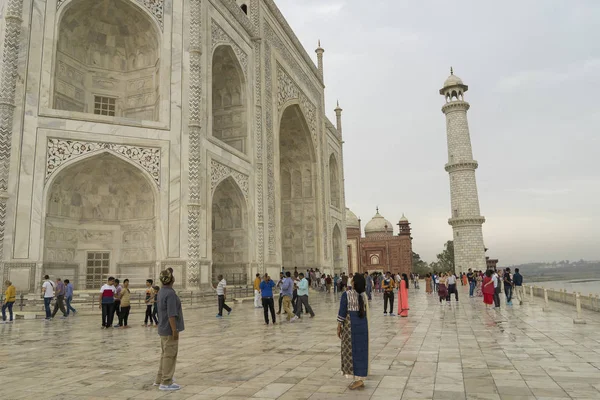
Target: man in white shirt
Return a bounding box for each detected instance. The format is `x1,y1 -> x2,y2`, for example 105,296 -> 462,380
492,270 -> 500,308
213,275 -> 232,318
446,274 -> 458,302
41,275 -> 55,320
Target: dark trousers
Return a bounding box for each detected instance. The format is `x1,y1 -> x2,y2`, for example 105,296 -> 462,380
145,305 -> 157,324
52,295 -> 67,318
44,297 -> 52,319
277,294 -> 283,313
1,301 -> 14,321
153,303 -> 158,323
384,291 -> 394,313
120,306 -> 131,326
218,295 -> 231,316
494,286 -> 501,308
113,300 -> 121,325
366,286 -> 372,300
66,296 -> 77,315
101,303 -> 115,327
505,286 -> 513,303
262,297 -> 276,324
447,284 -> 459,301
292,290 -> 298,313
295,295 -> 314,317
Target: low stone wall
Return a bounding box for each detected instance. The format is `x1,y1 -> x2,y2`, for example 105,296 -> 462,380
523,284 -> 600,312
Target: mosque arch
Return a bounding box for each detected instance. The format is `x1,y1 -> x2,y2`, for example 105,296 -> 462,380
212,45 -> 248,154
279,104 -> 318,270
329,153 -> 340,209
43,153 -> 157,289
53,0 -> 161,121
211,177 -> 249,282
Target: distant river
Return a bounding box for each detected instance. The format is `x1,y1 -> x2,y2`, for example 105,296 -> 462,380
529,279 -> 600,296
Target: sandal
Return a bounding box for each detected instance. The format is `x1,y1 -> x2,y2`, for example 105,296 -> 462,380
348,380 -> 364,390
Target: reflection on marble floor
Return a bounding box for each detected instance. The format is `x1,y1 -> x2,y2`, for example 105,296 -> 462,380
1,285 -> 600,400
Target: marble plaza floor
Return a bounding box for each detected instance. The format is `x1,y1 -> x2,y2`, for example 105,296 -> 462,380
1,285 -> 600,400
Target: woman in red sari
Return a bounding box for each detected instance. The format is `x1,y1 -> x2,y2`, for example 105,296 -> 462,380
482,270 -> 495,308
398,273 -> 409,317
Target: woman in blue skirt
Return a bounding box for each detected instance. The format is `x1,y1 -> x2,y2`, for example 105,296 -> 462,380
337,273 -> 369,390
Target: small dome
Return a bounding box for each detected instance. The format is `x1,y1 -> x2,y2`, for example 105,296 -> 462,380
399,213 -> 409,222
364,209 -> 394,237
443,73 -> 464,88
346,208 -> 359,229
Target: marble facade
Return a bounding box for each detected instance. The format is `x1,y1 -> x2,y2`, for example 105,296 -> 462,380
0,0 -> 347,290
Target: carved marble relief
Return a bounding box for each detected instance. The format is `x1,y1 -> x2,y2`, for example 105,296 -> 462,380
46,138 -> 161,186
57,0 -> 164,30
211,20 -> 248,77
187,0 -> 202,286
210,160 -> 249,200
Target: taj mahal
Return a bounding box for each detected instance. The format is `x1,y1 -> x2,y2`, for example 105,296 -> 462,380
0,0 -> 490,292
0,0 -> 348,290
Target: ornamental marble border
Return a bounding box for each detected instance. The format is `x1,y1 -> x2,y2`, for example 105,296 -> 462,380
56,0 -> 164,30
45,138 -> 161,186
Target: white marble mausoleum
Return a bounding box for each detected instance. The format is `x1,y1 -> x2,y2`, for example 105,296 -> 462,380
0,0 -> 347,290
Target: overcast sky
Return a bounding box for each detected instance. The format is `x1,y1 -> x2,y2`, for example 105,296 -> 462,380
276,0 -> 600,265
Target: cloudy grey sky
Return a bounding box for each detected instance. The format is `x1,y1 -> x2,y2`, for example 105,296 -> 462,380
276,0 -> 600,265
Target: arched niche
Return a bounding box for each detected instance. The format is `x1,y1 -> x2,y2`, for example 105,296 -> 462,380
44,153 -> 156,289
211,177 -> 249,282
279,104 -> 317,269
332,224 -> 343,273
54,0 -> 161,121
329,154 -> 340,208
212,45 -> 247,154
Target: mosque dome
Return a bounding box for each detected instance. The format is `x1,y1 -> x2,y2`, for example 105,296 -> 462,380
345,208 -> 360,229
364,209 -> 394,237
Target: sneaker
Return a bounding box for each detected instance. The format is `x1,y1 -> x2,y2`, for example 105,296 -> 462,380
216,314 -> 223,318
290,316 -> 299,322
60,316 -> 68,319
389,313 -> 396,316
113,324 -> 121,328
159,383 -> 181,391
384,312 -> 388,315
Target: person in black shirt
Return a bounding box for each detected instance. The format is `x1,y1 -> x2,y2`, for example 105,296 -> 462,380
503,268 -> 513,306
467,269 -> 475,297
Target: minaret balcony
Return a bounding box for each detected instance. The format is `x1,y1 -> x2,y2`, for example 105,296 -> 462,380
448,216 -> 486,227
445,160 -> 478,173
441,101 -> 470,113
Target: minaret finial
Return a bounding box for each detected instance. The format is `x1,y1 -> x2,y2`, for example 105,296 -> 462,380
376,206 -> 379,214
450,66 -> 454,75
318,39 -> 321,48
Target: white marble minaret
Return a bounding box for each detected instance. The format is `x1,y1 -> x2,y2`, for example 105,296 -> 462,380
440,69 -> 487,274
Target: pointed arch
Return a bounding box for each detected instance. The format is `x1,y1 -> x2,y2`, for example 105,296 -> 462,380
53,0 -> 161,120
211,177 -> 249,282
212,45 -> 248,154
332,223 -> 343,273
43,153 -> 158,289
329,153 -> 340,208
279,104 -> 318,269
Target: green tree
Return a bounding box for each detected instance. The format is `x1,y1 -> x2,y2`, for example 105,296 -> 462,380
412,251 -> 431,275
432,240 -> 455,274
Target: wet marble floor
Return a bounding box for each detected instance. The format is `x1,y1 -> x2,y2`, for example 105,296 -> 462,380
1,285 -> 600,400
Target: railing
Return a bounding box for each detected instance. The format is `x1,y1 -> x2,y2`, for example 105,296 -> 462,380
0,285 -> 257,313
523,284 -> 600,312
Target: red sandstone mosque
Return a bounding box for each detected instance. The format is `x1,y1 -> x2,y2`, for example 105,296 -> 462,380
346,208 -> 413,276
